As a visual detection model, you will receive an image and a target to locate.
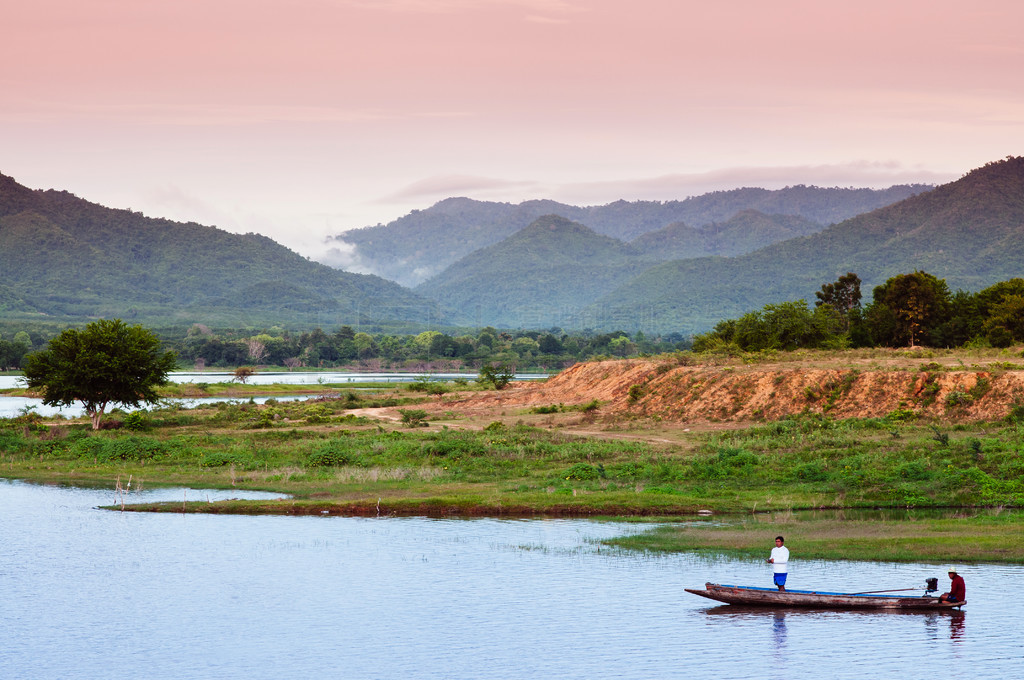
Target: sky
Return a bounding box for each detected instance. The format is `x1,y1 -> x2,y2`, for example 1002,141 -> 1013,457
4,0 -> 1023,269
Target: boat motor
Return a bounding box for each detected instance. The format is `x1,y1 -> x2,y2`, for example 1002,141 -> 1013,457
924,577 -> 939,594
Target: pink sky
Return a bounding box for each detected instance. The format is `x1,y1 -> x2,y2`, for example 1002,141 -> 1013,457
3,0 -> 1022,265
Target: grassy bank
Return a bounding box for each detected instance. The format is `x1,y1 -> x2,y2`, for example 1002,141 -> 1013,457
3,377 -> 1024,562
605,511 -> 1024,563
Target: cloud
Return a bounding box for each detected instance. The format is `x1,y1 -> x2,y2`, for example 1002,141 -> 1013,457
377,174 -> 541,203
546,162 -> 958,205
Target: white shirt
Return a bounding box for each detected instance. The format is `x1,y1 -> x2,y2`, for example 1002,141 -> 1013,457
770,546 -> 789,573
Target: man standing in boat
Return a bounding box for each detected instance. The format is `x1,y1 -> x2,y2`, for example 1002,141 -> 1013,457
767,536 -> 789,591
938,567 -> 965,603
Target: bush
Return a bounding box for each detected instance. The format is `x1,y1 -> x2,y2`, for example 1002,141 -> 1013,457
304,405 -> 333,424
306,440 -> 355,467
201,452 -> 249,468
399,409 -> 429,427
422,437 -> 488,457
102,436 -> 168,461
792,461 -> 828,482
478,364 -> 514,390
123,411 -> 150,432
560,463 -> 602,481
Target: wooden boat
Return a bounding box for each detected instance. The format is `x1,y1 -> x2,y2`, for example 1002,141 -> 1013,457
685,582 -> 966,610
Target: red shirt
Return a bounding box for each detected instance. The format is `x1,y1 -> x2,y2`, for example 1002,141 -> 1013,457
949,574 -> 966,601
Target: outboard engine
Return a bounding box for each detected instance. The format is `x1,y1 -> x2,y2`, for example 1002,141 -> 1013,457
924,577 -> 939,594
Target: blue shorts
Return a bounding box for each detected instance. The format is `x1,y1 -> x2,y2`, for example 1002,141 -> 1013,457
774,573 -> 788,587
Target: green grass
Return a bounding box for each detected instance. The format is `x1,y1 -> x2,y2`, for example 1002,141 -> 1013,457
3,390 -> 1024,563
605,510 -> 1024,563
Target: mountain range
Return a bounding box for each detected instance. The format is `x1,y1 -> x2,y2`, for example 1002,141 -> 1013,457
4,157 -> 1022,337
409,157 -> 1024,333
574,157 -> 1024,335
329,185 -> 929,287
0,174 -> 434,328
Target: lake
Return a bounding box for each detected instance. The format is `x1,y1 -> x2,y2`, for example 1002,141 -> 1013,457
0,370 -> 548,419
1,479 -> 1020,679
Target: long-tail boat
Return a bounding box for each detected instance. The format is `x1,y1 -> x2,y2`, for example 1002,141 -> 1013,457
685,582 -> 965,610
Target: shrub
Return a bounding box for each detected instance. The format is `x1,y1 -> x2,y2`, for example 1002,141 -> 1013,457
102,436 -> 168,461
422,438 -> 488,457
607,462 -> 646,479
478,364 -> 514,390
201,452 -> 249,468
945,391 -> 973,408
305,440 -> 355,467
792,461 -> 828,482
123,411 -> 151,432
304,405 -> 333,424
399,409 -> 429,427
406,377 -> 433,392
240,409 -> 277,429
560,463 -> 602,481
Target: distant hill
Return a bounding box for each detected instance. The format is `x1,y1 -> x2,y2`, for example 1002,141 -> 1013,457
0,173 -> 436,327
414,215 -> 653,328
582,156 -> 1024,335
630,210 -> 823,259
330,185 -> 930,287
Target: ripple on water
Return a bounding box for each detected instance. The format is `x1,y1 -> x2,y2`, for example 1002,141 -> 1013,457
0,480 -> 1021,680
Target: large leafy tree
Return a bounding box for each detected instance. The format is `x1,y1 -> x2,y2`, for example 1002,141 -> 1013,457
23,319 -> 177,429
867,271 -> 951,347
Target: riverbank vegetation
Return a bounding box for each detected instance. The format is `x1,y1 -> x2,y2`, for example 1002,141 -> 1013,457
3,382 -> 1023,511
605,510 -> 1024,563
3,272 -> 1022,376
4,345 -> 1024,562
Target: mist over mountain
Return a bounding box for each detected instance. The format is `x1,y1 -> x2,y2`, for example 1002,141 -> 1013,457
0,173 -> 435,327
328,185 -> 930,287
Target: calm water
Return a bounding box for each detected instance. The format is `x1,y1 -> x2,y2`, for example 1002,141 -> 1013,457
1,479 -> 1021,680
0,371 -> 548,418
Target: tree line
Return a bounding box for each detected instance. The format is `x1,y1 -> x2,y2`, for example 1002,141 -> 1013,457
174,325 -> 688,371
0,323 -> 690,372
693,271 -> 1024,352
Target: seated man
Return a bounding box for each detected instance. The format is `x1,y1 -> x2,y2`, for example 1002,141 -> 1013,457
938,567 -> 965,603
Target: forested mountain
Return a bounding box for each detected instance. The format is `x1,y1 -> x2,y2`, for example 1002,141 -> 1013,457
331,185 -> 930,286
583,156 -> 1024,335
414,215 -> 654,328
629,210 -> 823,259
0,173 -> 435,327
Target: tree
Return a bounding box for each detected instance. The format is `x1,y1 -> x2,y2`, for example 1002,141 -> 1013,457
244,337 -> 269,364
815,273 -> 861,330
869,271 -> 951,347
477,363 -> 515,390
22,319 -> 178,429
233,366 -> 256,383
983,295 -> 1024,345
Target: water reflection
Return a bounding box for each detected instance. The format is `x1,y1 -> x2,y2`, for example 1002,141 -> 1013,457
949,611 -> 966,644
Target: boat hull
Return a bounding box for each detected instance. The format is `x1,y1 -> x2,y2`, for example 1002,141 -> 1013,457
686,583 -> 965,610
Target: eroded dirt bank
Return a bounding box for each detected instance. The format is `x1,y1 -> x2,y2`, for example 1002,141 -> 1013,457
443,356 -> 1024,424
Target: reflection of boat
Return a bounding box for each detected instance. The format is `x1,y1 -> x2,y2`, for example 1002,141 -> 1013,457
686,583 -> 966,610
